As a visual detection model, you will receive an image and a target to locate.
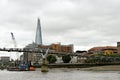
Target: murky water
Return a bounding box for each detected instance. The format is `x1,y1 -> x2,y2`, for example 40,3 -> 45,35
0,68 -> 120,80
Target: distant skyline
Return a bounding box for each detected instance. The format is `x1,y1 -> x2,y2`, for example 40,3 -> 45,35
0,0 -> 120,58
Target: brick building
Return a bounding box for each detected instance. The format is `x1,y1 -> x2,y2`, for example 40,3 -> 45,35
88,46 -> 117,55
38,43 -> 74,53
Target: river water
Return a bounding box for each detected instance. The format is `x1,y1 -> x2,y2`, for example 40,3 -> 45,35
0,68 -> 120,80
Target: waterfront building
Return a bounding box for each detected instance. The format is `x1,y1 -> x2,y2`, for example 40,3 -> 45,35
117,42 -> 120,53
88,46 -> 117,55
0,56 -> 10,63
102,48 -> 117,55
38,43 -> 74,53
20,55 -> 23,61
23,42 -> 40,64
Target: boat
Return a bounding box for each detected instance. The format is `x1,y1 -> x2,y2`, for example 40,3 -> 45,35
29,66 -> 35,71
7,67 -> 20,71
7,64 -> 35,71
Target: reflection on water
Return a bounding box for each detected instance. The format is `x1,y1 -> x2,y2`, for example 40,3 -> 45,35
0,68 -> 120,80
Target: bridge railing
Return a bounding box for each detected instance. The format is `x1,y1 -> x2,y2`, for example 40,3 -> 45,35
0,48 -> 81,56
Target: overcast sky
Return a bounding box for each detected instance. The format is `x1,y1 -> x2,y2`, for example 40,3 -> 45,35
0,0 -> 120,58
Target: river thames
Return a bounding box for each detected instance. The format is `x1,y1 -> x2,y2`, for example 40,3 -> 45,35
0,68 -> 120,80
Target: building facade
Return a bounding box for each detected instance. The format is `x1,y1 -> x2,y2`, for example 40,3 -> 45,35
117,42 -> 120,53
0,56 -> 10,63
38,43 -> 74,53
88,46 -> 117,55
23,42 -> 42,64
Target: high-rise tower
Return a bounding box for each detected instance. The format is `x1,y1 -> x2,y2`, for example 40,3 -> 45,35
35,18 -> 42,45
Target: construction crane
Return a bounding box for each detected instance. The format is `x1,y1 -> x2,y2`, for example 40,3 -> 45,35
10,32 -> 19,60
11,32 -> 17,47
9,33 -> 35,71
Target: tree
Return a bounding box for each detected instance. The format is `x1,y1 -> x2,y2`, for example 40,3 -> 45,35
62,55 -> 71,63
47,54 -> 57,64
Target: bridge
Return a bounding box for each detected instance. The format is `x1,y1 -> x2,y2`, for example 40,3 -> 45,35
0,47 -> 80,56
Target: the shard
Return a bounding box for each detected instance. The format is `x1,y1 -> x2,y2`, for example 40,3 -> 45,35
35,18 -> 42,45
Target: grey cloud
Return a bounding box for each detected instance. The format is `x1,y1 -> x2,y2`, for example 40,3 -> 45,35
0,0 -> 120,55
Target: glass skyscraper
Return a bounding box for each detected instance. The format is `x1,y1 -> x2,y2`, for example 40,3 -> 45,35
35,18 -> 42,45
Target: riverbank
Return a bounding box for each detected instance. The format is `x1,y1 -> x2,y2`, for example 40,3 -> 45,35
34,63 -> 120,68
79,65 -> 120,71
47,65 -> 120,71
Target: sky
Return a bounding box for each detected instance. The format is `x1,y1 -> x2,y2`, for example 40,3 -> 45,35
0,0 -> 120,58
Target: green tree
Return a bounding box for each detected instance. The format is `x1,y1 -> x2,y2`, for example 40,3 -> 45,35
62,55 -> 71,63
47,54 -> 57,64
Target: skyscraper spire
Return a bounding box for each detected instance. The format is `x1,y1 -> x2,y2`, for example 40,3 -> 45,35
35,18 -> 42,45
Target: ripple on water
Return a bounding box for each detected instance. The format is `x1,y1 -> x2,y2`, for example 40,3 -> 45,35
0,69 -> 120,80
